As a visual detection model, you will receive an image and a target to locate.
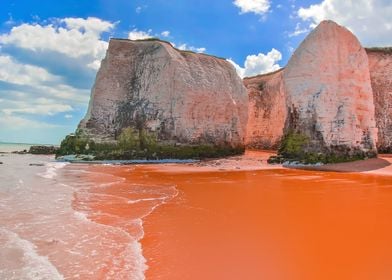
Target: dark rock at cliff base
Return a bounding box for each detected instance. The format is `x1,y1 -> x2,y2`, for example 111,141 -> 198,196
29,146 -> 58,155
12,150 -> 28,154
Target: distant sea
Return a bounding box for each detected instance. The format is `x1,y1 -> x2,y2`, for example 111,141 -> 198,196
0,142 -> 55,153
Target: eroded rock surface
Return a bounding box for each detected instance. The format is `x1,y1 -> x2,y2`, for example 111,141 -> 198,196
367,48 -> 392,152
244,69 -> 286,149
78,39 -> 248,147
282,20 -> 378,159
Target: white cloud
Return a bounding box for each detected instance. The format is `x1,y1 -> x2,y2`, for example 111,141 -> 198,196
0,17 -> 113,65
0,113 -> 60,129
128,28 -> 206,53
233,0 -> 271,15
0,55 -> 60,85
3,103 -> 72,116
128,29 -> 153,40
289,22 -> 310,37
64,114 -> 73,119
5,14 -> 16,26
177,43 -> 206,53
297,0 -> 392,46
228,48 -> 282,78
61,17 -> 114,36
0,17 -> 113,143
136,6 -> 143,14
161,30 -> 170,37
0,55 -> 89,105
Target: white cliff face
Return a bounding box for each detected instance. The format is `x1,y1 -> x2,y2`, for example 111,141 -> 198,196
283,20 -> 378,157
79,39 -> 248,147
367,48 -> 392,153
244,69 -> 286,149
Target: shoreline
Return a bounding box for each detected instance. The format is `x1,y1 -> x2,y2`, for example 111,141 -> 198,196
6,149 -> 392,176
128,150 -> 392,176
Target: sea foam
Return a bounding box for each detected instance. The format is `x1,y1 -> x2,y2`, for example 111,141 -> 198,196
38,162 -> 69,180
0,228 -> 64,280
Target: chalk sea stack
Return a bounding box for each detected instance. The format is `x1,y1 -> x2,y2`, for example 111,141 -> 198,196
79,39 -> 248,145
58,39 -> 248,159
245,20 -> 387,163
281,20 -> 378,161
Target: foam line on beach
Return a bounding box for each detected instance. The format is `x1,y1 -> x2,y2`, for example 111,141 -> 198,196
37,162 -> 69,180
0,228 -> 64,280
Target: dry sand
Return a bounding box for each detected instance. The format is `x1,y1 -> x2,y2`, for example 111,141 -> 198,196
155,150 -> 392,176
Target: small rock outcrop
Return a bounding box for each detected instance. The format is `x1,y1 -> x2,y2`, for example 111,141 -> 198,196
281,20 -> 378,161
29,146 -> 58,155
367,48 -> 392,153
244,69 -> 286,149
78,39 -> 248,148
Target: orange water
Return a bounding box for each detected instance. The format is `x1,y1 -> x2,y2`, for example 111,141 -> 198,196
2,154 -> 392,279
80,164 -> 392,280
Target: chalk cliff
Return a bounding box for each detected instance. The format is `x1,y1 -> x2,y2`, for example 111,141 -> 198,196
282,20 -> 377,159
244,69 -> 286,149
78,39 -> 248,147
65,20 -> 391,161
367,48 -> 392,153
246,21 -> 381,159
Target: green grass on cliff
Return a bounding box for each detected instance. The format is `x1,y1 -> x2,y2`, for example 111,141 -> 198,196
267,131 -> 372,164
278,131 -> 309,159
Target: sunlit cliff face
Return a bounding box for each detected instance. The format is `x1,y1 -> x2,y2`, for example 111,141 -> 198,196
367,49 -> 392,153
79,39 -> 248,147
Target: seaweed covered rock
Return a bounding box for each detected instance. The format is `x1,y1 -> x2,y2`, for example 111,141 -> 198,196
78,38 -> 248,153
29,145 -> 58,155
281,20 -> 378,161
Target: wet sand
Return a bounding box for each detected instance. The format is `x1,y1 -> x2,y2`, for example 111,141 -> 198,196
81,151 -> 392,280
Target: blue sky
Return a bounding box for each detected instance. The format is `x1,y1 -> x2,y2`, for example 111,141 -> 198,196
0,0 -> 391,144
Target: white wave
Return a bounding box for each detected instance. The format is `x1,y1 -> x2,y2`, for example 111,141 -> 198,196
0,228 -> 64,280
73,210 -> 90,222
70,212 -> 147,279
122,240 -> 147,280
37,162 -> 69,180
127,197 -> 166,204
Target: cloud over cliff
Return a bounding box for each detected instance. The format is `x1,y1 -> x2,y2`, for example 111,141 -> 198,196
296,0 -> 392,46
228,48 -> 282,78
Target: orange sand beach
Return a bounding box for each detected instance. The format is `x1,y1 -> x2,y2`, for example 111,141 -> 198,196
76,151 -> 392,280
